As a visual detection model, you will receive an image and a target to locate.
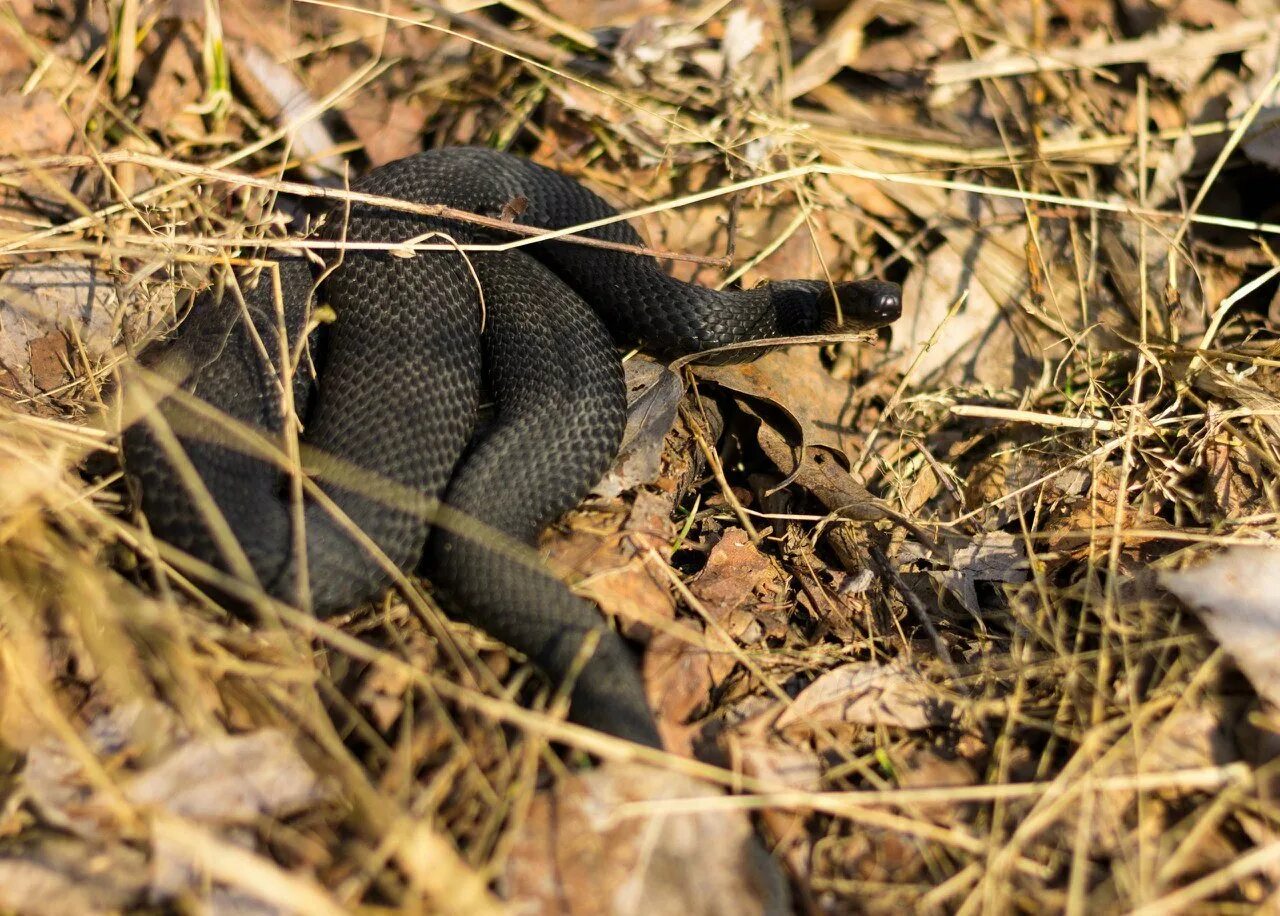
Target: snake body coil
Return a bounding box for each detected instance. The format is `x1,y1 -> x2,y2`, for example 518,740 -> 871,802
123,148 -> 901,746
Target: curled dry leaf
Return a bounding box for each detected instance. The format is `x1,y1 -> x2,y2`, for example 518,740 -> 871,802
775,662 -> 952,732
504,762 -> 789,916
593,357 -> 683,498
1160,546 -> 1280,708
698,344 -> 878,462
933,531 -> 1030,616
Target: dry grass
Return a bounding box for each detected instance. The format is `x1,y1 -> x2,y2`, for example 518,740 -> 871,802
1,0 -> 1278,913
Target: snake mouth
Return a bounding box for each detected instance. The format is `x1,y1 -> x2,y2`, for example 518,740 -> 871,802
819,279 -> 903,332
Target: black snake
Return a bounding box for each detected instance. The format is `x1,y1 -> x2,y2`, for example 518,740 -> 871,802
122,147 -> 902,747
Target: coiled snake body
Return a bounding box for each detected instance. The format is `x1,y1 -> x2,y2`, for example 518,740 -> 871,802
123,148 -> 901,746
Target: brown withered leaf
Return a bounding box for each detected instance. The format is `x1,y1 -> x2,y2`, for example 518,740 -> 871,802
594,357 -> 684,498
21,702 -> 181,839
776,662 -> 953,733
0,90 -> 75,157
698,344 -> 878,461
126,730 -> 325,825
0,258 -> 119,395
553,490 -> 679,640
134,19 -> 205,136
932,532 -> 1029,616
0,837 -> 147,916
895,218 -> 1078,388
688,527 -> 786,646
539,0 -> 667,30
352,95 -> 430,167
737,209 -> 849,292
23,707 -> 324,840
644,622 -> 718,755
505,762 -> 789,916
1160,546 -> 1280,708
890,745 -> 980,824
754,422 -> 886,522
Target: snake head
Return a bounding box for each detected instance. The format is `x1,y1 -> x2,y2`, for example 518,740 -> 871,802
818,279 -> 902,332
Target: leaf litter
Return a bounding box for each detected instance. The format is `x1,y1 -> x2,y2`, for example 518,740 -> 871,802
1,0 -> 1279,913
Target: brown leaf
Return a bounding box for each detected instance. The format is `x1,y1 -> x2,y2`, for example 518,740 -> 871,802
593,357 -> 683,498
25,330 -> 70,392
688,527 -> 785,644
698,345 -> 878,462
776,663 -> 952,732
754,424 -> 886,522
891,745 -> 979,823
0,258 -> 119,394
895,220 -> 1075,388
0,838 -> 147,916
538,0 -> 667,30
505,762 -> 790,915
1160,547 -> 1280,707
932,532 -> 1029,616
126,730 -> 325,825
0,90 -> 75,157
644,624 -> 717,755
134,20 -> 205,135
550,490 -> 679,640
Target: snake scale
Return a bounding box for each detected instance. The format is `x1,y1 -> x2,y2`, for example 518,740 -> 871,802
122,147 -> 902,747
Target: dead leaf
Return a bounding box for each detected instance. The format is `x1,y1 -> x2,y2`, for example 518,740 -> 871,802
21,702 -> 180,838
733,739 -> 823,880
721,8 -> 764,73
698,345 -> 875,462
644,623 -> 717,755
688,527 -> 786,651
505,762 -> 789,915
0,90 -> 76,157
933,532 -> 1029,616
892,745 -> 979,822
0,258 -> 119,394
786,0 -> 874,100
0,838 -> 147,916
539,0 -> 667,30
754,423 -> 886,522
895,218 -> 1076,388
227,41 -> 345,184
1160,547 -> 1280,707
776,662 -> 952,732
126,730 -> 325,825
134,19 -> 205,136
594,357 -> 683,498
1140,709 -> 1235,774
